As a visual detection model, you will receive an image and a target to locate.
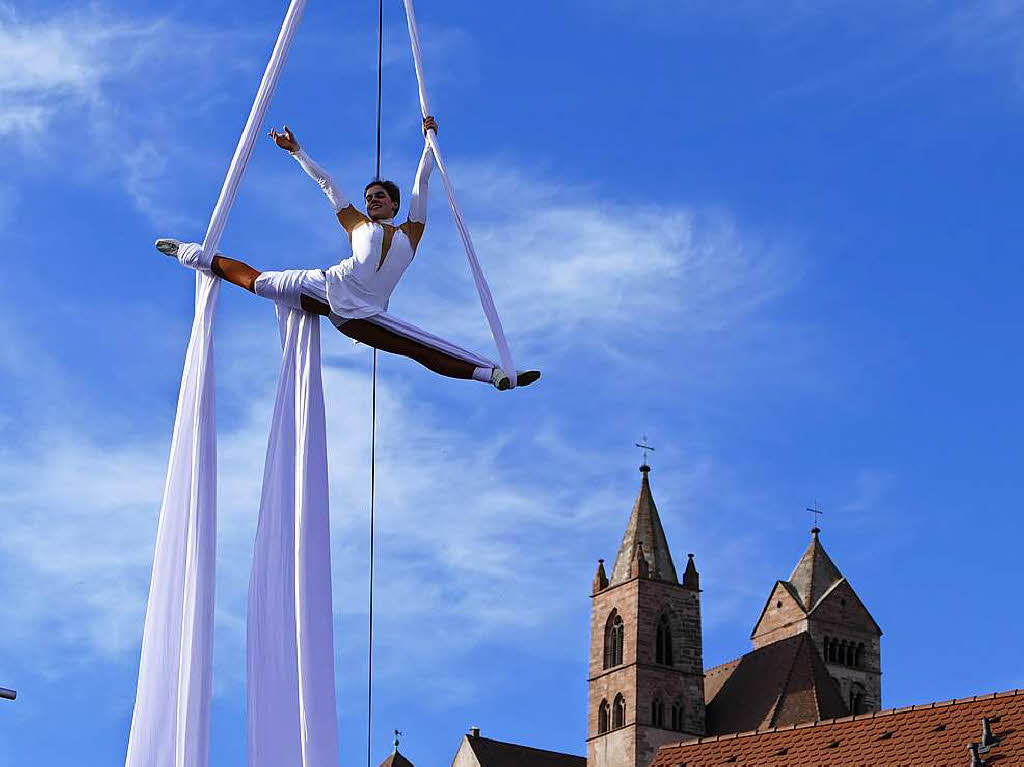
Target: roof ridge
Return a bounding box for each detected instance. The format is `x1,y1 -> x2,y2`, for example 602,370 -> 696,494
767,634 -> 807,728
471,735 -> 586,759
673,688 -> 1024,748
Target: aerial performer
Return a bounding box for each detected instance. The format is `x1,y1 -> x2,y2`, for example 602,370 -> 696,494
156,116 -> 540,391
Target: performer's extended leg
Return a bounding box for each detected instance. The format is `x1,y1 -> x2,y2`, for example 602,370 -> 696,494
156,240 -> 535,387
210,255 -> 261,293
331,316 -> 476,380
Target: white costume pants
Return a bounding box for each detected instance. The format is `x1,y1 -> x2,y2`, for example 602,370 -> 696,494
254,268 -> 496,369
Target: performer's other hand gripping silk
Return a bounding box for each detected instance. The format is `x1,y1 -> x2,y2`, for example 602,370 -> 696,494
157,116 -> 540,391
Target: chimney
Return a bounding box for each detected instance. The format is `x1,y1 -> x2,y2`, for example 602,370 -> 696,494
967,743 -> 986,767
980,717 -> 1000,750
469,727 -> 480,739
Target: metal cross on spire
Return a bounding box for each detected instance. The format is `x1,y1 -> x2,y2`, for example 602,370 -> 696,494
806,500 -> 825,531
635,435 -> 656,469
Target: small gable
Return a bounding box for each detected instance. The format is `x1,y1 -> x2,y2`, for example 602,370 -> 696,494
750,581 -> 807,642
809,579 -> 882,636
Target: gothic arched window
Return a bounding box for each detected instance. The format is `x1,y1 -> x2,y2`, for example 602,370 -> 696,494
598,699 -> 610,734
655,614 -> 673,666
604,612 -> 624,669
670,699 -> 684,732
613,694 -> 626,729
651,697 -> 664,728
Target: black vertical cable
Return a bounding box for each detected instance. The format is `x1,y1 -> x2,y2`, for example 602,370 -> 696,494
368,4 -> 384,767
375,0 -> 384,180
367,348 -> 377,767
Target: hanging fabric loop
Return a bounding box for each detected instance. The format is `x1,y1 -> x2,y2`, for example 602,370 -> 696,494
400,0 -> 518,387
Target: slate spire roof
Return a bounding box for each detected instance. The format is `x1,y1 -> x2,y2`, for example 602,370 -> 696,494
786,528 -> 844,611
609,465 -> 678,585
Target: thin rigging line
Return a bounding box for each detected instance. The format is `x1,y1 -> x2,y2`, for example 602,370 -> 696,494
368,3 -> 384,766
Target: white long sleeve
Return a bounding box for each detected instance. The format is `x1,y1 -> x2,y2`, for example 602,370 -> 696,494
290,148 -> 349,212
406,141 -> 435,224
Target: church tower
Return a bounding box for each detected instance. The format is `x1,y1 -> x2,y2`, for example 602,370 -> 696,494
587,464 -> 705,767
749,527 -> 883,714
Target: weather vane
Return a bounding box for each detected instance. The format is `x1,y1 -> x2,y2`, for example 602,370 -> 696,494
806,500 -> 825,530
393,729 -> 403,752
635,435 -> 656,467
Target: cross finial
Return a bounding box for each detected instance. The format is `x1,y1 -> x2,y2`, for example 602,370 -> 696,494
635,435 -> 656,470
393,729 -> 402,752
806,500 -> 824,532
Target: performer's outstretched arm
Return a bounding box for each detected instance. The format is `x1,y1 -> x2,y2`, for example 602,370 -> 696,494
269,125 -> 369,233
401,116 -> 437,251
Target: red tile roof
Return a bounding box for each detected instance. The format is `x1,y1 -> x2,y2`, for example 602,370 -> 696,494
650,689 -> 1024,767
705,632 -> 848,735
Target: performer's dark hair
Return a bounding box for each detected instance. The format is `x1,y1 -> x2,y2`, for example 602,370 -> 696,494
365,179 -> 401,210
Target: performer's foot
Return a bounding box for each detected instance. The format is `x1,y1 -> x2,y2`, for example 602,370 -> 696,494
155,238 -> 181,257
491,368 -> 541,390
517,370 -> 541,388
156,238 -> 213,270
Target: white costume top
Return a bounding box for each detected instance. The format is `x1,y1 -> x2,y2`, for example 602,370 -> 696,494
290,143 -> 434,319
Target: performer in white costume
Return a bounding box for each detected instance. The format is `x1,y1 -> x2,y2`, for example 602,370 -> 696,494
157,116 -> 539,391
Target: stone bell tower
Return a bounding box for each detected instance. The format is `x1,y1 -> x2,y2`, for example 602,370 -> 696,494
587,464 -> 705,767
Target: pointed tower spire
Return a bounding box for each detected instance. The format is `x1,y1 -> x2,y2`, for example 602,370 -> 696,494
787,527 -> 844,610
593,559 -> 609,593
682,553 -> 700,590
610,465 -> 678,585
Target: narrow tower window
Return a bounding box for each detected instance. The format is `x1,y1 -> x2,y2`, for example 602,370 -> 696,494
855,642 -> 865,669
651,697 -> 664,727
671,699 -> 684,732
655,613 -> 673,666
604,612 -> 624,669
598,699 -> 610,734
613,694 -> 626,729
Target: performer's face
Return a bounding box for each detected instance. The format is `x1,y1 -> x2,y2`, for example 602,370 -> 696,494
365,185 -> 398,220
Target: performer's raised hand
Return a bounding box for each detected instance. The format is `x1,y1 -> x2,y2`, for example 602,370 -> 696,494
422,116 -> 438,136
269,125 -> 300,152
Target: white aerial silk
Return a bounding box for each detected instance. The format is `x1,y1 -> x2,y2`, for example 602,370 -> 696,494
124,274 -> 219,767
247,294 -> 339,767
125,2 -> 316,767
127,2 -> 519,766
401,0 -> 518,387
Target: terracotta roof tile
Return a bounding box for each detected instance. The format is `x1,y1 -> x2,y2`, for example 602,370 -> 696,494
651,689 -> 1024,767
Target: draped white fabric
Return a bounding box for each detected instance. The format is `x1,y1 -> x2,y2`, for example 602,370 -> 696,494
248,297 -> 339,767
127,3 -> 519,766
400,0 -> 518,387
124,274 -> 220,767
125,3 -> 309,767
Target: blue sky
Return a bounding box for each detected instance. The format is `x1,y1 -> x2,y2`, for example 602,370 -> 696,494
2,0 -> 1024,764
